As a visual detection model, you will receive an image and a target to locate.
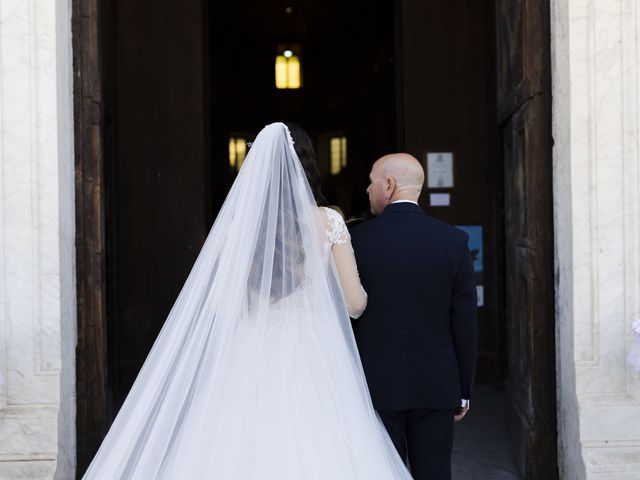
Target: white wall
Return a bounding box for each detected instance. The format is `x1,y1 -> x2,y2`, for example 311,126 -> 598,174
0,0 -> 76,478
552,0 -> 640,477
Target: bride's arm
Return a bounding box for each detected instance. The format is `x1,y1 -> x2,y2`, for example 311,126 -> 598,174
322,207 -> 368,318
331,240 -> 368,318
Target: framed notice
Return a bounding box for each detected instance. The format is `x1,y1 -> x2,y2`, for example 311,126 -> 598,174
426,152 -> 454,189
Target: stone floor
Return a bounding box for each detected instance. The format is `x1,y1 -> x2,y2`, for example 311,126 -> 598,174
451,385 -> 521,479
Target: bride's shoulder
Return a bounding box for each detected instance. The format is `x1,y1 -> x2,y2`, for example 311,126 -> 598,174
318,206 -> 349,245
319,206 -> 346,224
318,206 -> 344,220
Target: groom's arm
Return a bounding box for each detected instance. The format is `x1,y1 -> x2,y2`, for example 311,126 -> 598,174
450,234 -> 478,402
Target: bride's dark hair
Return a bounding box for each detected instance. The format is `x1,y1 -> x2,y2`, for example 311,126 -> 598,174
285,123 -> 329,207
248,123 -> 319,305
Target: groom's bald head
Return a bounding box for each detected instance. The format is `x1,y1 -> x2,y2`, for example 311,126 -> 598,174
366,153 -> 424,215
377,154 -> 425,194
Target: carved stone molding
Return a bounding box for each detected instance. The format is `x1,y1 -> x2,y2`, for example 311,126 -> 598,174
0,0 -> 76,478
553,0 -> 640,477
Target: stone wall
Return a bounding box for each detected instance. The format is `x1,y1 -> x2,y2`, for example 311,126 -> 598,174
552,0 -> 640,477
0,0 -> 76,478
1,0 -> 640,478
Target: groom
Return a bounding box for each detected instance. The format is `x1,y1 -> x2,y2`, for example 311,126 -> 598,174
350,153 -> 477,479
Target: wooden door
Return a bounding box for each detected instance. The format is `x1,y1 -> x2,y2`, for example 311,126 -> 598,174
496,0 -> 558,477
73,0 -> 108,474
102,0 -> 209,414
73,0 -> 210,476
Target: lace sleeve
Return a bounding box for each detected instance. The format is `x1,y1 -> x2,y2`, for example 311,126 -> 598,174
322,208 -> 368,318
324,207 -> 350,246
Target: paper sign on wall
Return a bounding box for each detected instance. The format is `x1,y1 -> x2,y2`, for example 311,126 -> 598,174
429,193 -> 450,207
476,286 -> 484,307
427,152 -> 454,188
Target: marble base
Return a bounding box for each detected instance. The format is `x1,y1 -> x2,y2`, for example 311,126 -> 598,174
0,462 -> 57,480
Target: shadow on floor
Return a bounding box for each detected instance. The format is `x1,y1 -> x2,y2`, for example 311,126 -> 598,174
452,385 -> 521,479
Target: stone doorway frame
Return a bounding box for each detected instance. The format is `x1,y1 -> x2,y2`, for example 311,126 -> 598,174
71,0 -> 560,477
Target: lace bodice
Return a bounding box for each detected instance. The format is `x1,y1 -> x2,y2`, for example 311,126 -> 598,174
322,206 -> 350,247
319,207 -> 367,318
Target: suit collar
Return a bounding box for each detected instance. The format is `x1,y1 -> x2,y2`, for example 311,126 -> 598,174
380,201 -> 425,216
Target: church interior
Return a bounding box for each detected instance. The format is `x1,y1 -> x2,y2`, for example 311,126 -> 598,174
76,0 -> 555,477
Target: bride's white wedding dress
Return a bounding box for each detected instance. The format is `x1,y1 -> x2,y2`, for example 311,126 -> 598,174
83,123 -> 411,479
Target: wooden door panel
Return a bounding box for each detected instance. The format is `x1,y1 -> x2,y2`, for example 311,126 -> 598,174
496,0 -> 557,474
104,0 -> 208,411
496,0 -> 546,122
501,97 -> 556,478
73,0 -> 108,474
496,0 -> 525,104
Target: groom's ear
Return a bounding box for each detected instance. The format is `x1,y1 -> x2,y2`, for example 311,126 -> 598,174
385,176 -> 396,196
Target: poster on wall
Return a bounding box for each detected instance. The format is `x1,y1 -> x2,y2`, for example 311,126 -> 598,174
456,225 -> 484,307
426,152 -> 455,188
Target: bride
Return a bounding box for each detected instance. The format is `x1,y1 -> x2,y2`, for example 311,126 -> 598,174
83,122 -> 411,479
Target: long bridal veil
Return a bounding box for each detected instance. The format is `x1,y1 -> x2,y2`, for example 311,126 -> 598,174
83,123 -> 411,479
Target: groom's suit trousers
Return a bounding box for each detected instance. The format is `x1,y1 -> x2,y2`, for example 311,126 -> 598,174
378,409 -> 454,480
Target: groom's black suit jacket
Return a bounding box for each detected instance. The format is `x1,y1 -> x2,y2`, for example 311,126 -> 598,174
351,202 -> 477,411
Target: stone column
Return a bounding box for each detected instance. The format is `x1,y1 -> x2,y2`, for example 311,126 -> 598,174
552,0 -> 640,477
0,0 -> 76,478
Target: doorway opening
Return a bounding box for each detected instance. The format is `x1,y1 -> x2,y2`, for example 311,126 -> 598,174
73,0 -> 557,478
208,0 -> 397,219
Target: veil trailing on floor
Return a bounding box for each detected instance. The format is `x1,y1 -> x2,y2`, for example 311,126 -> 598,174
83,123 -> 410,479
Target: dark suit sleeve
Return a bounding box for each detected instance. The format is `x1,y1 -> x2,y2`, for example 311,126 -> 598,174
451,234 -> 478,400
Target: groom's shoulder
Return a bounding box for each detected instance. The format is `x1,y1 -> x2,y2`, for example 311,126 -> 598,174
427,216 -> 469,241
348,215 -> 388,245
426,215 -> 463,233
349,216 -> 380,237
